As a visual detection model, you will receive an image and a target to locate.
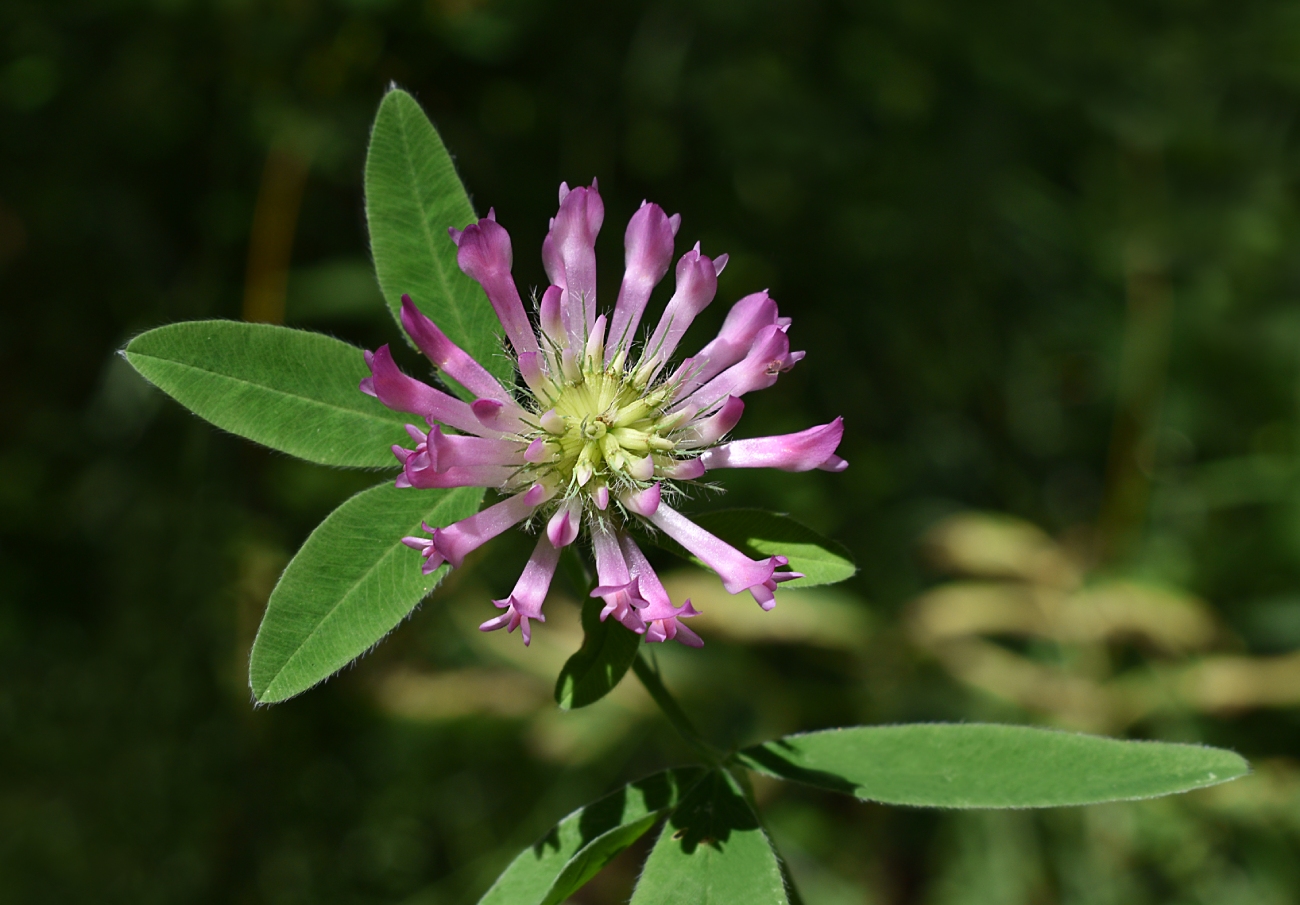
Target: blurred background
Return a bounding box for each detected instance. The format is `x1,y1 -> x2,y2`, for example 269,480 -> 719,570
5,0 -> 1300,901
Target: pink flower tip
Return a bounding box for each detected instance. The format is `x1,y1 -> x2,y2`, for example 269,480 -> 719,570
480,598 -> 545,646
525,437 -> 550,463
547,505 -> 580,548
622,483 -> 662,517
471,398 -> 503,424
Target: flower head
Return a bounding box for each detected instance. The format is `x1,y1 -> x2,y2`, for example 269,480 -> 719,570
363,182 -> 846,646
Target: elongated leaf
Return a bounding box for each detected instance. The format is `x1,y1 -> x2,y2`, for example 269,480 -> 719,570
479,768 -> 703,905
554,592 -> 642,710
630,769 -> 788,905
365,88 -> 509,382
738,723 -> 1249,808
124,321 -> 409,468
250,482 -> 481,703
654,509 -> 855,588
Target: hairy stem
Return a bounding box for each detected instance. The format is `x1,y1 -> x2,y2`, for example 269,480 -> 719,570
632,652 -> 722,766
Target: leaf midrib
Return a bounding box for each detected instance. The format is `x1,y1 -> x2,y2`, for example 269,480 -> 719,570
259,525 -> 420,699
256,488 -> 474,700
390,96 -> 477,350
127,349 -> 406,429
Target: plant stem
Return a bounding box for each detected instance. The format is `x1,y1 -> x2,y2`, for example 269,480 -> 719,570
632,652 -> 722,766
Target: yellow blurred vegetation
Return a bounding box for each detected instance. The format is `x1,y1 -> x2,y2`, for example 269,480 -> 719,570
908,511 -> 1300,731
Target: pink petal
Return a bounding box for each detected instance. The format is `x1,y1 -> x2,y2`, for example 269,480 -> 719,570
450,216 -> 539,357
700,418 -> 845,473
606,201 -> 679,359
657,458 -> 706,480
427,425 -> 527,470
399,296 -> 515,404
628,453 -> 655,480
404,463 -> 517,489
361,345 -> 495,436
585,313 -> 608,365
819,454 -> 849,473
621,482 -> 662,517
590,524 -> 647,633
674,325 -> 802,413
516,351 -> 550,399
524,437 -> 551,464
401,533 -> 447,574
676,396 -> 745,448
539,284 -> 566,351
480,534 -> 561,646
471,398 -> 531,435
643,243 -> 723,369
620,535 -> 704,647
546,497 -> 582,547
431,483 -> 556,568
644,502 -> 795,608
542,181 -> 603,349
678,290 -> 785,395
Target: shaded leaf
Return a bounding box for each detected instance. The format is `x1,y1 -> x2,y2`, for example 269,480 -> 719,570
738,723 -> 1249,808
653,509 -> 856,588
124,321 -> 409,468
250,482 -> 481,703
365,88 -> 509,383
478,768 -> 703,905
630,769 -> 788,905
554,592 -> 642,710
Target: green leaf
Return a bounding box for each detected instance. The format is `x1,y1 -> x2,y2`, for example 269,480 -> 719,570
738,723 -> 1249,808
478,768 -> 703,905
124,321 -> 410,468
554,591 -> 643,710
365,87 -> 509,383
630,770 -> 789,905
654,509 -> 856,588
249,482 -> 482,703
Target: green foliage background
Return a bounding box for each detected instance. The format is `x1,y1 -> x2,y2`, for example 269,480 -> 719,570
3,0 -> 1299,902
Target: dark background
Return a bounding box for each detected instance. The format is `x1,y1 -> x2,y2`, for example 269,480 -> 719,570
4,0 -> 1300,902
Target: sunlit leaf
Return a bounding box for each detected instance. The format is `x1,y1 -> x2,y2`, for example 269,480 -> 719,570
478,768 -> 703,905
630,769 -> 789,905
249,482 -> 481,703
124,321 -> 409,468
653,509 -> 856,588
365,88 -> 509,382
554,593 -> 642,710
738,723 -> 1249,807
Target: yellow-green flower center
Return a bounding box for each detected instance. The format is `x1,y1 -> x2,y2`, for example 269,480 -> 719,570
528,352 -> 686,499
